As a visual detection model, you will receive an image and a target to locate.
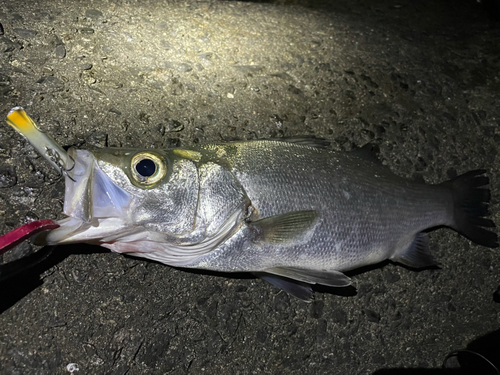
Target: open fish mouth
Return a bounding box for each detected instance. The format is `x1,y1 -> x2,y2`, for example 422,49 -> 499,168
4,108 -> 139,246
37,148 -> 136,246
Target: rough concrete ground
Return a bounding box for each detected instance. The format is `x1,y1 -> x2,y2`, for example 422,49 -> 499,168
1,0 -> 500,374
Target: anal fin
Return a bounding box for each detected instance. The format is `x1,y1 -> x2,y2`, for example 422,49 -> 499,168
391,232 -> 438,268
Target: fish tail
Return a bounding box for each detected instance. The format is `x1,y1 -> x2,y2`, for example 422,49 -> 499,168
442,170 -> 498,248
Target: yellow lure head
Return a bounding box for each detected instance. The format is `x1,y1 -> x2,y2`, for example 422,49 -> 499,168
6,106 -> 42,134
6,107 -> 74,173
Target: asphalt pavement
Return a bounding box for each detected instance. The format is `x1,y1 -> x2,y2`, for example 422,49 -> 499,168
0,0 -> 499,374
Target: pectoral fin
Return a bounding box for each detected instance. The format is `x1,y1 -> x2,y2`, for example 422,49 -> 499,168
249,210 -> 318,244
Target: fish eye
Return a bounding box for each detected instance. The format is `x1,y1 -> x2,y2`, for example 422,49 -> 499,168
131,152 -> 167,186
136,158 -> 156,177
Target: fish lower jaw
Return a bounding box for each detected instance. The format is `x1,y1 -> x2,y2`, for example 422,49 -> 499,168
39,218 -> 218,268
38,216 -> 137,246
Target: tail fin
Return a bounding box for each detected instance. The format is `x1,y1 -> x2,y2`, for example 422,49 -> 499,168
442,170 -> 498,248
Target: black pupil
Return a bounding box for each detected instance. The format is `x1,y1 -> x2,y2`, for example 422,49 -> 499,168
136,158 -> 156,177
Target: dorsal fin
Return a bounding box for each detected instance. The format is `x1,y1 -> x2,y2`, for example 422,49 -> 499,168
267,136 -> 330,149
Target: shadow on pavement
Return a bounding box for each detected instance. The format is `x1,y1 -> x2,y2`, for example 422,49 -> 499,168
0,244 -> 108,313
374,328 -> 500,375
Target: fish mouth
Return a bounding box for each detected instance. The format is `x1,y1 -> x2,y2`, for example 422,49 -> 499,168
5,107 -> 137,246
38,148 -> 136,245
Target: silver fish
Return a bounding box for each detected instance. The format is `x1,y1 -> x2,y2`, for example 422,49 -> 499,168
6,109 -> 498,301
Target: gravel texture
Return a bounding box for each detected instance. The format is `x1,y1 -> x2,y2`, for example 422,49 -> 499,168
1,0 -> 500,374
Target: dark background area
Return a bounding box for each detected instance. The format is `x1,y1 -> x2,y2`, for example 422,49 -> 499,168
1,0 -> 500,373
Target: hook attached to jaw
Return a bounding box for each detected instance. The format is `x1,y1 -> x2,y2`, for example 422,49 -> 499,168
6,107 -> 75,177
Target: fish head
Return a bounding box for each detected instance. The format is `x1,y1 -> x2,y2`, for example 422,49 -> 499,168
40,147 -> 200,249
6,107 -> 246,266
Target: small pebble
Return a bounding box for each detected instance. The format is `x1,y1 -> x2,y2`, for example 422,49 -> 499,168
383,269 -> 401,283
80,63 -> 93,71
80,28 -> 94,34
197,52 -> 213,60
85,9 -> 103,19
0,37 -> 16,53
311,300 -> 324,319
364,309 -> 381,323
55,44 -> 66,58
0,166 -> 17,188
168,120 -> 184,132
66,363 -> 79,372
177,63 -> 192,72
13,28 -> 37,38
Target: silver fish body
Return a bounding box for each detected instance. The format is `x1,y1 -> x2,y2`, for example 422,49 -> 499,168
41,139 -> 497,300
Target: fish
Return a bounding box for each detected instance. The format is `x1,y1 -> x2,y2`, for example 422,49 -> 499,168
6,107 -> 498,301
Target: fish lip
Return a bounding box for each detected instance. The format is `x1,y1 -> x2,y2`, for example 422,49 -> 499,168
40,216 -> 139,245
35,217 -> 88,245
